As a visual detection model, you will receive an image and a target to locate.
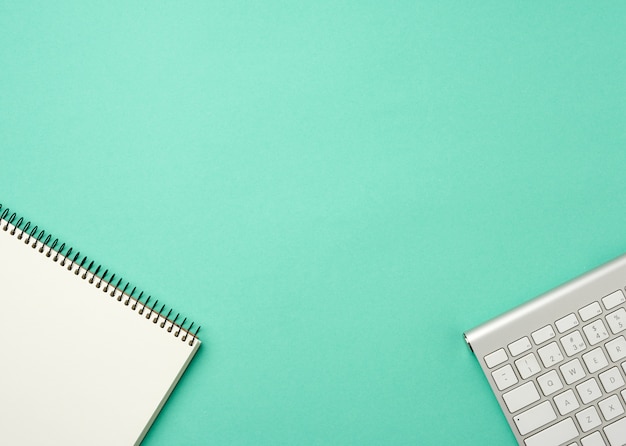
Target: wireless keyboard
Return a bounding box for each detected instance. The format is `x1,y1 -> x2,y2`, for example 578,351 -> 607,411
465,255 -> 626,446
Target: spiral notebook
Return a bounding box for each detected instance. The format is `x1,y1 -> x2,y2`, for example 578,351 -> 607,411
0,204 -> 201,445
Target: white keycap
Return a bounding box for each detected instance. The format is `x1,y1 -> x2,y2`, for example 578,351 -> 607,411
532,325 -> 556,345
515,352 -> 541,379
582,347 -> 609,373
602,289 -> 625,310
502,381 -> 540,413
537,370 -> 563,396
560,358 -> 587,385
508,336 -> 532,356
576,378 -> 602,404
581,431 -> 607,446
492,364 -> 518,391
560,330 -> 587,356
604,417 -> 626,446
484,348 -> 508,368
576,406 -> 601,432
606,336 -> 626,362
513,401 -> 556,435
583,319 -> 610,345
556,313 -> 580,333
599,367 -> 625,393
554,389 -> 580,415
599,395 -> 624,421
525,417 -> 578,446
538,342 -> 564,368
579,301 -> 602,322
606,308 -> 626,334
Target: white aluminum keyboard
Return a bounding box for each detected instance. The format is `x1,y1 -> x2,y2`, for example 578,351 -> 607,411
465,255 -> 626,446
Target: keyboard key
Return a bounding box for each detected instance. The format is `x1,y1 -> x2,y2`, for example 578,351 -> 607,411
508,336 -> 532,356
537,370 -> 563,396
604,417 -> 626,446
502,381 -> 540,413
576,378 -> 602,404
538,342 -> 564,368
560,330 -> 587,356
525,417 -> 578,446
581,431 -> 607,446
583,319 -> 610,345
484,348 -> 508,368
515,352 -> 541,379
556,313 -> 580,333
579,301 -> 602,322
554,389 -> 580,415
602,289 -> 625,310
492,364 -> 518,391
513,401 -> 556,435
582,347 -> 609,373
599,367 -> 625,393
576,406 -> 601,432
599,395 -> 624,421
606,308 -> 626,334
560,358 -> 587,385
532,325 -> 556,345
606,336 -> 626,362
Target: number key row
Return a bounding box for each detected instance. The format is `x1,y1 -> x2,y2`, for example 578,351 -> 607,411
484,305 -> 626,371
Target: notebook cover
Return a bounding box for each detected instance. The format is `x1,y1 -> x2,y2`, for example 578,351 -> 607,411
0,210 -> 200,445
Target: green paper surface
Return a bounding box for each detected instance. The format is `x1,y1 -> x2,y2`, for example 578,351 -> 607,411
1,2 -> 626,444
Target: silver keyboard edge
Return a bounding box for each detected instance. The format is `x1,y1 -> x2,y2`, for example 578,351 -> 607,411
465,254 -> 626,353
464,253 -> 626,446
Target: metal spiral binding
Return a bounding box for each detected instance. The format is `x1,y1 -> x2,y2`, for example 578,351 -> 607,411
0,204 -> 201,346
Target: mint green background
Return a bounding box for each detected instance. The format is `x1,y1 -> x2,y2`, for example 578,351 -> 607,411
1,2 -> 626,444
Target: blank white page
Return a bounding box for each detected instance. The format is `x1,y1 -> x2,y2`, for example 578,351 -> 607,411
0,223 -> 200,445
